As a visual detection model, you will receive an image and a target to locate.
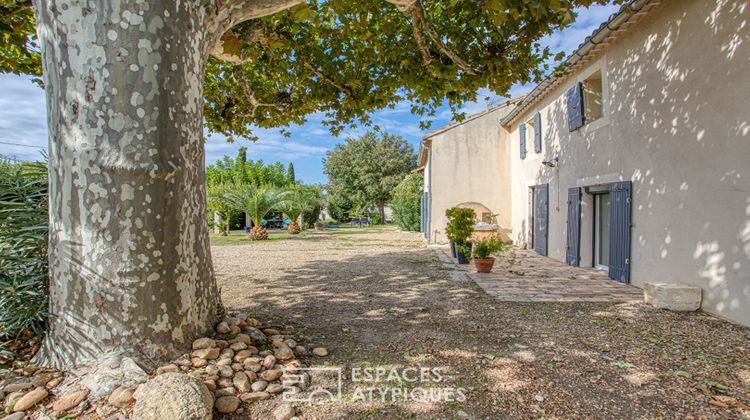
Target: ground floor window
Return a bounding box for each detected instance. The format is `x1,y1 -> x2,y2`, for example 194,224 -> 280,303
593,193 -> 611,269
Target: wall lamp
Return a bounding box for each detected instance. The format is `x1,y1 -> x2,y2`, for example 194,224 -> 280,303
542,157 -> 559,168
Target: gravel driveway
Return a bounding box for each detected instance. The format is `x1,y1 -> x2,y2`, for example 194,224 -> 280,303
212,227 -> 750,419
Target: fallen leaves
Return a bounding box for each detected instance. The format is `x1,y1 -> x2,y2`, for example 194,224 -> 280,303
709,394 -> 740,408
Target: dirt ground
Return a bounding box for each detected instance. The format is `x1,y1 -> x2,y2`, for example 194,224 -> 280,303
212,227 -> 750,419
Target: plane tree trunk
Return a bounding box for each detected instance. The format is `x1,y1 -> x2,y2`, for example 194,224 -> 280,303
33,0 -> 299,370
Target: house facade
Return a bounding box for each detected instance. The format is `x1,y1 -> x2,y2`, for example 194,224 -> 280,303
417,103 -> 515,244
418,0 -> 750,327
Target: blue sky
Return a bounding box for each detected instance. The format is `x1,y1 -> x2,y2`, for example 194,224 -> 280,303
0,3 -> 618,184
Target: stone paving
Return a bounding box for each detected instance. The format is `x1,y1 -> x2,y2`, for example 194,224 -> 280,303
435,246 -> 643,303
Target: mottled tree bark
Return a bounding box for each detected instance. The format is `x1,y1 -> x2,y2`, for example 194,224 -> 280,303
33,0 -> 299,370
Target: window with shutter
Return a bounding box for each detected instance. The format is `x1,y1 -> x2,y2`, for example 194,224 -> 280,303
533,111 -> 542,153
519,123 -> 527,159
583,71 -> 604,123
567,82 -> 584,131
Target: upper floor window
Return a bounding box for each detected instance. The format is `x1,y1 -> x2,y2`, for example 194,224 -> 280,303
582,71 -> 603,123
567,69 -> 605,131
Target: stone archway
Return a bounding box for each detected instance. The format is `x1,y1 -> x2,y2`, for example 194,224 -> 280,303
454,201 -> 493,222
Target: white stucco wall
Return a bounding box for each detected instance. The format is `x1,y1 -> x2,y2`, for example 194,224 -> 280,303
506,0 -> 750,326
426,106 -> 513,244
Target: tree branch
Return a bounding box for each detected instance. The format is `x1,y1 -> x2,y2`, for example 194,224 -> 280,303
240,71 -> 290,118
207,0 -> 303,62
416,5 -> 481,76
1,0 -> 33,16
303,61 -> 358,101
385,0 -> 481,76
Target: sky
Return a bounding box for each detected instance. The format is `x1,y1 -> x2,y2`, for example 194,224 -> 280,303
0,3 -> 619,184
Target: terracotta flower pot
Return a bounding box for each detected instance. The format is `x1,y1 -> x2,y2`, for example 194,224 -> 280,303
474,257 -> 495,273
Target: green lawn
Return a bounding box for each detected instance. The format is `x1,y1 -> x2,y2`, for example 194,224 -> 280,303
209,224 -> 397,246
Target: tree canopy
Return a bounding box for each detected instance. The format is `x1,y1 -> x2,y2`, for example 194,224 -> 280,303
3,0 -> 618,139
0,1 -> 41,79
324,131 -> 415,220
206,147 -> 294,188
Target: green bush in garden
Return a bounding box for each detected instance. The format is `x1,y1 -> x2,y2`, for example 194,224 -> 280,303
390,174 -> 423,231
445,207 -> 476,243
472,237 -> 510,259
0,160 -> 50,355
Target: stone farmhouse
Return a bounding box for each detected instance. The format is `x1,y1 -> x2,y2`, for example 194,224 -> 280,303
416,0 -> 750,326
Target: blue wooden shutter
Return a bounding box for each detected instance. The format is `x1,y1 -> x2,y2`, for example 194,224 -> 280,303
420,192 -> 425,233
567,82 -> 584,131
608,181 -> 632,283
426,192 -> 431,240
566,187 -> 581,266
534,111 -> 542,153
533,184 -> 549,256
519,123 -> 527,159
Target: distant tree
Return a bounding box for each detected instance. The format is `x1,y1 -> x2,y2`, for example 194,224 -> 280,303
206,183 -> 236,236
325,186 -> 354,223
300,185 -> 324,228
324,132 -> 416,223
235,147 -> 250,184
287,163 -> 296,185
207,151 -> 292,189
280,184 -> 321,233
223,185 -> 289,240
390,174 -> 423,231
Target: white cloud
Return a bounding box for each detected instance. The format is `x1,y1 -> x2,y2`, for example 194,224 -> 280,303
205,128 -> 330,164
0,74 -> 48,162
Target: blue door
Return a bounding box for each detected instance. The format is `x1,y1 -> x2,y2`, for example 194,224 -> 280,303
533,184 -> 549,256
608,181 -> 632,283
566,187 -> 581,266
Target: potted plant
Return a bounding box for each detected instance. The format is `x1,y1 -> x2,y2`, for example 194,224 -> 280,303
445,207 -> 476,264
445,210 -> 458,257
471,237 -> 509,273
314,221 -> 325,231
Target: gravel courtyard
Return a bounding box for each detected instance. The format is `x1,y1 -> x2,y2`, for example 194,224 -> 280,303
212,227 -> 750,419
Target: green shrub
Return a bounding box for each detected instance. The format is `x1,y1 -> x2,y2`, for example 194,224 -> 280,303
367,212 -> 382,225
472,237 -> 510,259
0,160 -> 50,352
390,174 -> 423,231
445,207 -> 475,243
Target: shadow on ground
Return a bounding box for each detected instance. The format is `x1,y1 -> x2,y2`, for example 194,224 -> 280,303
215,234 -> 750,419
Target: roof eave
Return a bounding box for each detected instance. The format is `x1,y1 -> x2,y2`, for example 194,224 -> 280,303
500,0 -> 658,127
422,97 -> 522,140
